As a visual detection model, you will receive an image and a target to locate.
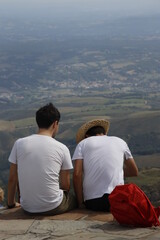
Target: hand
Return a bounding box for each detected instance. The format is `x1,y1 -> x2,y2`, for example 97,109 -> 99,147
15,202 -> 21,208
7,202 -> 21,209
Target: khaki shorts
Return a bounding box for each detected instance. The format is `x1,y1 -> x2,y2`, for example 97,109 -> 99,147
24,191 -> 77,216
42,191 -> 77,215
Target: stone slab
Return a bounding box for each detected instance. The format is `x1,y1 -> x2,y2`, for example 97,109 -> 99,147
0,207 -> 113,222
0,208 -> 35,220
27,220 -> 160,240
0,220 -> 159,240
0,219 -> 34,235
0,207 -> 160,240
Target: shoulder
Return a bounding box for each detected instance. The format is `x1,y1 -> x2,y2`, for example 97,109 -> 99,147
107,136 -> 128,145
53,139 -> 70,152
15,135 -> 34,144
13,137 -> 26,146
75,138 -> 89,149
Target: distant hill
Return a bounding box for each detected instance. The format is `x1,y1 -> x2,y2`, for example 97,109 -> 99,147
109,111 -> 160,155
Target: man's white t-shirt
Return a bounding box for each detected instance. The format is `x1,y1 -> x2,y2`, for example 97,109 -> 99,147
72,135 -> 133,201
9,134 -> 73,213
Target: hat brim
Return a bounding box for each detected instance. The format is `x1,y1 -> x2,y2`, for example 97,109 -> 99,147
76,119 -> 110,143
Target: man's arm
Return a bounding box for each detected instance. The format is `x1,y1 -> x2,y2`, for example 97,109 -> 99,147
8,163 -> 19,207
59,170 -> 70,191
73,159 -> 84,208
124,158 -> 138,177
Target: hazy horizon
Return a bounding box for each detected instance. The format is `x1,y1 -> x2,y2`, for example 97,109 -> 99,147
0,0 -> 160,21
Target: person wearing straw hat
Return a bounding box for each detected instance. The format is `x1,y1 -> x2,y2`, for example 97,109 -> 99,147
72,119 -> 138,211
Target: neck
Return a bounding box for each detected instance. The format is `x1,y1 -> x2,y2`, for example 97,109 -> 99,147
38,129 -> 52,137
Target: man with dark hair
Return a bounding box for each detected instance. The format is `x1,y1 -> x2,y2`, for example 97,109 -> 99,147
72,119 -> 138,211
36,103 -> 60,129
8,103 -> 77,214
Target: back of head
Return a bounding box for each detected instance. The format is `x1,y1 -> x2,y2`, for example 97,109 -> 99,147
86,126 -> 105,137
36,103 -> 60,129
76,119 -> 109,143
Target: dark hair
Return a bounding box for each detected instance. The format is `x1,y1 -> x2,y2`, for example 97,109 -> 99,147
85,126 -> 105,137
36,103 -> 60,129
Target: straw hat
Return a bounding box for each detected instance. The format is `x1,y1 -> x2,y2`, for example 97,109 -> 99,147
76,119 -> 110,143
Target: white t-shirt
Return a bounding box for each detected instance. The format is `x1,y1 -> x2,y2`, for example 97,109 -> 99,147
9,134 -> 73,213
72,135 -> 133,201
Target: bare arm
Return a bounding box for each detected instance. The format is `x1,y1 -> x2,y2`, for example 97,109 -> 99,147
59,170 -> 70,191
8,163 -> 19,207
73,159 -> 84,208
124,158 -> 138,177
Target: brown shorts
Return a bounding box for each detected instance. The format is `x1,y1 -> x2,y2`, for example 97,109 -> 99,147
24,191 -> 77,216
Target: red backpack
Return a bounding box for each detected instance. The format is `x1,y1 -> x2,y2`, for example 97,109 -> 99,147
109,183 -> 160,227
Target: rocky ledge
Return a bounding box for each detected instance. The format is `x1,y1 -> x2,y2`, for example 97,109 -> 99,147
0,207 -> 160,240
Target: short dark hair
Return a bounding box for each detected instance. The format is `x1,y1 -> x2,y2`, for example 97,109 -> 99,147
36,103 -> 60,129
85,126 -> 105,137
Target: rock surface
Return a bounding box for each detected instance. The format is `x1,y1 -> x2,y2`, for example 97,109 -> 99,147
0,207 -> 160,240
